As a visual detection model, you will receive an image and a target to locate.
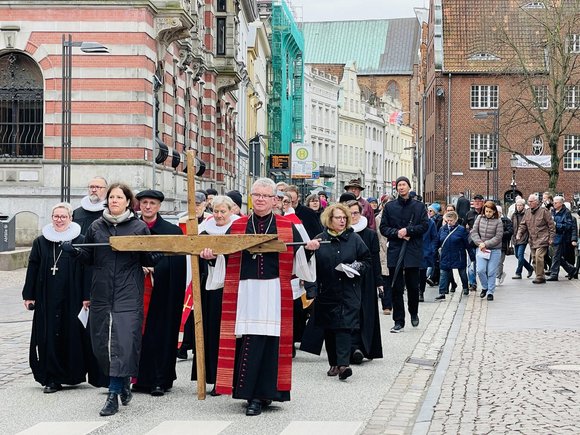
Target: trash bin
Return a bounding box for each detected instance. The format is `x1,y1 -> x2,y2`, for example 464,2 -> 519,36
0,214 -> 15,252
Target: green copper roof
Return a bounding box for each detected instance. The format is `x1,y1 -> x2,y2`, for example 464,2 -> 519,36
302,19 -> 419,75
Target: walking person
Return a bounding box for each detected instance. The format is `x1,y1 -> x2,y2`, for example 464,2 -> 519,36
515,194 -> 555,284
547,196 -> 576,281
420,211 -> 438,301
379,176 -> 429,333
470,201 -> 503,301
22,202 -> 101,393
310,203 -> 371,379
496,206 -> 513,285
376,194 -> 393,315
464,194 -> 485,292
62,183 -> 160,416
435,211 -> 473,300
456,192 -> 471,225
510,199 -> 534,279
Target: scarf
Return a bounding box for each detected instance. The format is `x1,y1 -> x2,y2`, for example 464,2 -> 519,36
102,208 -> 132,225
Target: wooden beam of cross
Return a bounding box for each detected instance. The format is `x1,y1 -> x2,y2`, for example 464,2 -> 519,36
107,150 -> 279,400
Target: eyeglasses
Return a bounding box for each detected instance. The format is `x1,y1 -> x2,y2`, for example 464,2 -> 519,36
351,211 -> 361,216
332,216 -> 347,220
52,215 -> 70,220
88,185 -> 106,190
282,200 -> 291,204
251,193 -> 275,199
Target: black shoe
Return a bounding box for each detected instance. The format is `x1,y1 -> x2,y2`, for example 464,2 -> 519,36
450,284 -> 457,292
444,290 -> 449,294
120,378 -> 132,405
390,324 -> 404,333
260,399 -> 272,408
546,276 -> 558,281
176,347 -> 188,360
411,315 -> 419,327
462,288 -> 469,295
210,385 -> 221,396
150,386 -> 164,397
418,292 -> 425,302
100,393 -> 119,417
469,284 -> 477,292
568,269 -> 578,280
351,349 -> 364,365
532,278 -> 546,284
43,383 -> 62,394
487,294 -> 494,301
246,399 -> 262,416
480,290 -> 487,298
527,268 -> 534,278
435,294 -> 446,300
426,277 -> 435,287
338,366 -> 353,380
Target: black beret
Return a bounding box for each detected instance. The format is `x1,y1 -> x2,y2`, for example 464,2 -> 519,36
226,190 -> 243,208
135,189 -> 164,202
339,192 -> 357,203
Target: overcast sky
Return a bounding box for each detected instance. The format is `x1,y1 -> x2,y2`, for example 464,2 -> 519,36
296,0 -> 428,22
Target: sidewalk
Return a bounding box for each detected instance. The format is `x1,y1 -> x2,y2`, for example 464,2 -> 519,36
364,254 -> 580,434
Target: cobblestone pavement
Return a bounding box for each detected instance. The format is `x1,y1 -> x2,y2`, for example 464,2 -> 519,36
0,269 -> 32,389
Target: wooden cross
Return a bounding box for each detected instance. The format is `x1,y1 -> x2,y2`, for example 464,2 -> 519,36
108,151 -> 282,400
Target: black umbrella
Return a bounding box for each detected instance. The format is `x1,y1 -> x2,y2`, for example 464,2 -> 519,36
393,213 -> 415,282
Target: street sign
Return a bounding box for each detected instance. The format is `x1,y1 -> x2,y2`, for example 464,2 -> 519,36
291,142 -> 312,179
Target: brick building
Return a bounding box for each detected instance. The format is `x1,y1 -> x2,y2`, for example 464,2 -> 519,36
422,0 -> 580,206
0,0 -> 245,223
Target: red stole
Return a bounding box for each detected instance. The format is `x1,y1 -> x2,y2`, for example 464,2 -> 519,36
215,214 -> 294,394
142,274 -> 153,335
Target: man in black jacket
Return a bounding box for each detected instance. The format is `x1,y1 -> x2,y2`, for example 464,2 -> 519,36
134,190 -> 187,396
286,185 -> 323,239
379,177 -> 429,333
456,192 -> 471,225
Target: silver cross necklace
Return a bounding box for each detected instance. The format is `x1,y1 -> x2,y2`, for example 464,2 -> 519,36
51,243 -> 63,276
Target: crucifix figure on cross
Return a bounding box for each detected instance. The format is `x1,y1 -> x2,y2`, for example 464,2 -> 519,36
105,151 -> 316,401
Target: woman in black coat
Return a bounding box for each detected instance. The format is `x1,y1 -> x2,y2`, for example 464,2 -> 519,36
63,183 -> 157,417
345,200 -> 383,363
311,203 -> 371,381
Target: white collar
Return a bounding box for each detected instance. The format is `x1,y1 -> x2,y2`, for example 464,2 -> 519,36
80,196 -> 106,212
351,216 -> 368,233
284,207 -> 296,216
201,214 -> 240,235
42,221 -> 81,242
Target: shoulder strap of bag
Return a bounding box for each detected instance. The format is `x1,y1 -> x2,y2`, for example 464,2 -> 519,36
441,225 -> 459,250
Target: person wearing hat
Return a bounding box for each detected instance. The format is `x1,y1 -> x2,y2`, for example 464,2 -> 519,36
226,190 -> 243,216
133,190 -> 187,397
344,179 -> 376,229
367,197 -> 379,215
379,176 -> 429,333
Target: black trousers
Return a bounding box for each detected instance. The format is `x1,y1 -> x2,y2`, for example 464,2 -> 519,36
324,329 -> 351,367
389,267 -> 420,328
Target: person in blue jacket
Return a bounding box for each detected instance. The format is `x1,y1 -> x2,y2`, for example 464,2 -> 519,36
435,211 -> 474,300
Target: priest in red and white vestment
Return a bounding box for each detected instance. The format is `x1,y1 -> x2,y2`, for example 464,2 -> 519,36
200,178 -> 320,416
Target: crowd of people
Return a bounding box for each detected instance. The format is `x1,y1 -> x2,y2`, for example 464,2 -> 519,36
22,173 -> 579,418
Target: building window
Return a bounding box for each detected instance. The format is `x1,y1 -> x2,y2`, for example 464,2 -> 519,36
216,17 -> 226,55
564,135 -> 580,170
532,136 -> 544,155
569,34 -> 580,53
566,86 -> 580,109
470,133 -> 497,169
468,52 -> 500,61
471,85 -> 498,109
0,52 -> 44,158
217,0 -> 227,12
533,85 -> 548,109
522,1 -> 546,9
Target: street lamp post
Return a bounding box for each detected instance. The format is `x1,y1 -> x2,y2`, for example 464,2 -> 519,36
510,153 -> 518,203
61,34 -> 108,203
484,154 -> 493,200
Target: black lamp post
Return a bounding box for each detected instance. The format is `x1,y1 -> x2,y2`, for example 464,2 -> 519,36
510,153 -> 518,202
484,154 -> 493,200
61,34 -> 108,203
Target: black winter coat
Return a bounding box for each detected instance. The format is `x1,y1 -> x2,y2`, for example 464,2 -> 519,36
78,214 -> 152,378
379,196 -> 429,268
313,228 -> 371,330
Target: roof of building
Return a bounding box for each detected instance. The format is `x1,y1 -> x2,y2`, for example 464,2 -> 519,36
441,0 -> 547,73
302,18 -> 420,75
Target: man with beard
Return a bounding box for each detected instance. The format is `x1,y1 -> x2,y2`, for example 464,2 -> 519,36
73,176 -> 108,234
133,190 -> 187,396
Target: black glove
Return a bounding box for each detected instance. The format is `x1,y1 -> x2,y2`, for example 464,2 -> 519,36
60,241 -> 80,256
147,251 -> 164,265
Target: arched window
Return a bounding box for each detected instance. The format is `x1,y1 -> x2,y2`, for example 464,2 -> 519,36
0,52 -> 44,158
386,81 -> 400,101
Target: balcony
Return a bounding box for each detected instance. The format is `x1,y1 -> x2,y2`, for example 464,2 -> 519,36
319,165 -> 336,178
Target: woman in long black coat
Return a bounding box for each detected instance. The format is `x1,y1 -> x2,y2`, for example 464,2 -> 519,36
22,202 -> 99,393
64,183 -> 157,417
345,200 -> 383,363
311,203 -> 371,381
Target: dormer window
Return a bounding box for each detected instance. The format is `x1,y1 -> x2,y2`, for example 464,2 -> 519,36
522,1 -> 546,9
469,52 -> 500,61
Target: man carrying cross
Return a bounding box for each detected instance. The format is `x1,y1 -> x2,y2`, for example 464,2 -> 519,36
201,178 -> 320,416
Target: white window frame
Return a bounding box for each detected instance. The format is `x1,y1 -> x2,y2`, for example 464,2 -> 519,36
470,133 -> 497,169
471,85 -> 499,109
533,85 -> 548,110
569,34 -> 580,53
564,135 -> 580,170
566,86 -> 580,109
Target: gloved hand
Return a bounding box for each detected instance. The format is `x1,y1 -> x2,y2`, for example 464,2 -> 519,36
60,241 -> 80,256
147,251 -> 164,265
346,260 -> 363,271
377,286 -> 384,298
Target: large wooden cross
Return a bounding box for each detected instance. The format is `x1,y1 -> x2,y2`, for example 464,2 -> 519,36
109,151 -> 284,399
